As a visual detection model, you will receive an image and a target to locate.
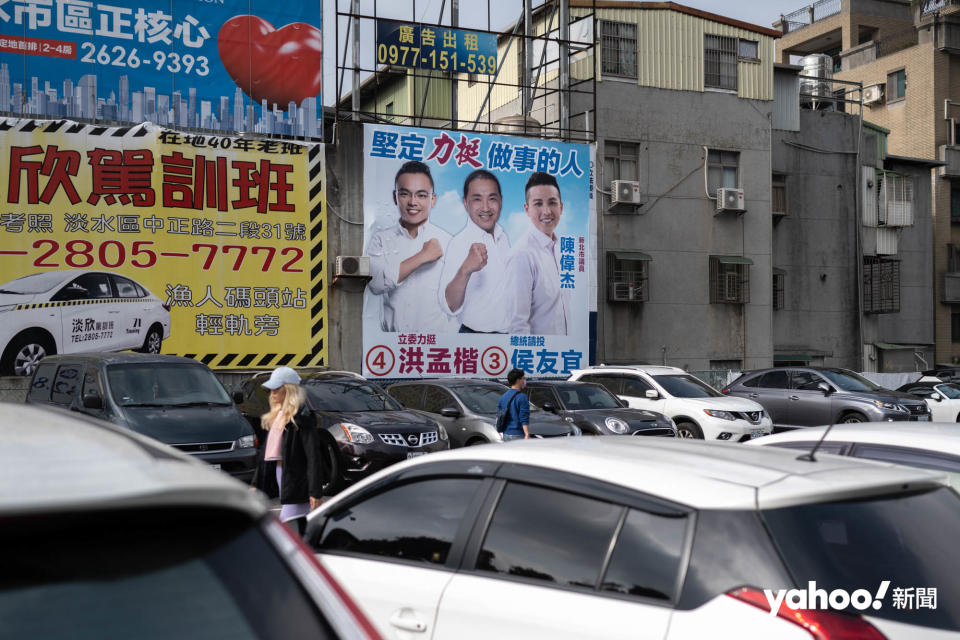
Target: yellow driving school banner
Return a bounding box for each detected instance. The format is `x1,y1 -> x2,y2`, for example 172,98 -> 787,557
0,117 -> 326,373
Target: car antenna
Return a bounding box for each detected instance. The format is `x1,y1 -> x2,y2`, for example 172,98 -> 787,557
796,421 -> 836,462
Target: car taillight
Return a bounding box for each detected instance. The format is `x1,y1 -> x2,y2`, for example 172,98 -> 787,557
727,587 -> 886,640
263,517 -> 383,640
720,388 -> 730,394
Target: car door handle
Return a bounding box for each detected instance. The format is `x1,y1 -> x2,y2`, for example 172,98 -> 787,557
789,395 -> 800,401
748,393 -> 759,399
389,610 -> 427,633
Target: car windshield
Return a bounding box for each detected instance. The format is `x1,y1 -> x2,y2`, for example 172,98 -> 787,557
108,364 -> 231,407
762,487 -> 960,631
652,374 -> 721,398
449,384 -> 508,414
0,507 -> 337,640
306,380 -> 402,412
0,271 -> 69,294
936,384 -> 960,400
819,368 -> 882,392
556,385 -> 621,410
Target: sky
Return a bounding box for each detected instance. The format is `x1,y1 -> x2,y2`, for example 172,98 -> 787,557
323,0 -> 806,106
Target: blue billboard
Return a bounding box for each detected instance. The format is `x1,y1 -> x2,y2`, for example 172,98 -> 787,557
0,0 -> 322,138
376,19 -> 497,75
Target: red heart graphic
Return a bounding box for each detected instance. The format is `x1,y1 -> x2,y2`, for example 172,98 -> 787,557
218,15 -> 323,108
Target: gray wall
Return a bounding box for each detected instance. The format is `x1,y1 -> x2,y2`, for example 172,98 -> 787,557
594,83 -> 774,370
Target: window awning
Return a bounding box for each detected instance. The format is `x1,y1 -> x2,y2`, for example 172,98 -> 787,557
611,251 -> 652,261
773,267 -> 787,275
712,255 -> 754,265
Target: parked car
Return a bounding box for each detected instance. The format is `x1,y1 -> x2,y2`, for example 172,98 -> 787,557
386,379 -> 581,447
525,380 -> 676,436
301,437 -> 959,639
568,365 -> 772,440
26,353 -> 257,481
0,270 -> 171,376
237,370 -> 449,492
897,379 -> 960,422
748,422 -> 960,486
723,366 -> 931,427
0,402 -> 382,640
920,365 -> 960,383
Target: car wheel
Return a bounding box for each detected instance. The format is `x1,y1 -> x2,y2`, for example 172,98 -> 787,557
840,412 -> 867,424
139,324 -> 163,354
675,421 -> 703,439
465,437 -> 489,446
2,332 -> 55,377
320,438 -> 344,495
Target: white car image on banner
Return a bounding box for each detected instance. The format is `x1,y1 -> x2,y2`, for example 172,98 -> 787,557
361,123 -> 595,379
0,270 -> 171,376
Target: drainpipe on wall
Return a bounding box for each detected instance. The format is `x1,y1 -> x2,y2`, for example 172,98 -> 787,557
855,82 -> 865,371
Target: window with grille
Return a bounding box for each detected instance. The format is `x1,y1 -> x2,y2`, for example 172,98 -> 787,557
887,69 -> 906,101
704,35 -> 737,90
949,244 -> 960,272
607,252 -> 649,302
707,150 -> 739,194
604,141 -> 638,207
601,20 -> 637,78
952,184 -> 960,223
709,256 -> 750,304
772,175 -> 787,216
737,39 -> 758,61
878,171 -> 913,226
773,270 -> 785,310
863,257 -> 900,314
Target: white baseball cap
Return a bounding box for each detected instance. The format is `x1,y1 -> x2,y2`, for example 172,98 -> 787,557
262,366 -> 301,390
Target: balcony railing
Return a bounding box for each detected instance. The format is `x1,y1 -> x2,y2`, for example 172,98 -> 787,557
780,0 -> 842,34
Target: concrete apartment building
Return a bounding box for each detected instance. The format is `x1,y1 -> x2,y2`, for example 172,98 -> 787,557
775,0 -> 960,365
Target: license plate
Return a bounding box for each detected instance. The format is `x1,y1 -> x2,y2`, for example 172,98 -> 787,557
917,415 -> 930,422
407,451 -> 427,459
750,429 -> 765,439
209,463 -> 221,470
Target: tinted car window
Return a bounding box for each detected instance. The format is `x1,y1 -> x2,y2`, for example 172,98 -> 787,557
52,273 -> 113,301
762,487 -> 960,630
81,368 -> 101,399
601,509 -> 688,601
791,370 -> 824,391
651,374 -> 721,398
0,507 -> 336,640
477,483 -> 622,589
757,371 -> 789,389
556,385 -> 621,410
449,384 -> 508,414
851,444 -> 960,474
305,380 -> 401,412
112,275 -> 143,298
578,375 -> 622,395
317,478 -> 482,565
819,368 -> 881,392
527,387 -> 556,408
422,386 -> 457,414
936,384 -> 960,400
51,365 -> 82,405
28,363 -> 56,402
107,364 -> 231,406
620,377 -> 654,397
738,375 -> 760,388
388,385 -> 423,409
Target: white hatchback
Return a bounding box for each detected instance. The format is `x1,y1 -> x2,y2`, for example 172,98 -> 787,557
301,437 -> 959,640
568,365 -> 772,440
0,270 -> 171,376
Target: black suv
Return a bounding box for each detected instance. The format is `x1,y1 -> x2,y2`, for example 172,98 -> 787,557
525,380 -> 676,436
26,353 -> 257,480
237,371 -> 449,491
724,366 -> 930,428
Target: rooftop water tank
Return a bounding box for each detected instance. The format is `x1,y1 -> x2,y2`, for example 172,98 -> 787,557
800,54 -> 834,110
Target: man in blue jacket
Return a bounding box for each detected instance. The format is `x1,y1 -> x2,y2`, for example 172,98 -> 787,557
498,368 -> 530,441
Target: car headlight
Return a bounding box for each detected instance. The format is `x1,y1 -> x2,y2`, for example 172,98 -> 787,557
236,435 -> 256,449
338,422 -> 375,444
872,401 -> 906,412
704,409 -> 736,421
437,423 -> 448,441
604,417 -> 628,434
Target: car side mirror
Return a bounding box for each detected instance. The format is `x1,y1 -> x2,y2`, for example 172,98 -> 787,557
542,402 -> 557,412
82,389 -> 103,410
816,382 -> 832,395
232,390 -> 245,404
645,389 -> 659,399
616,397 -> 628,407
932,393 -> 943,402
440,406 -> 461,418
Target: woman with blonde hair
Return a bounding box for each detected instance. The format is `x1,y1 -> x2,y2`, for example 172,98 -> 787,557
259,366 -> 325,520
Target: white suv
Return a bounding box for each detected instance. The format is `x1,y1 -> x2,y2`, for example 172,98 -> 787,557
568,365 -> 772,440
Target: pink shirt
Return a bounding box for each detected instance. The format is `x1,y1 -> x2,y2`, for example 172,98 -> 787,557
264,412 -> 287,461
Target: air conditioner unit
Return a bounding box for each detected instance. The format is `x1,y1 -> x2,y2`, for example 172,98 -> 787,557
608,281 -> 644,301
611,180 -> 642,205
335,255 -> 370,277
863,84 -> 884,106
716,187 -> 745,213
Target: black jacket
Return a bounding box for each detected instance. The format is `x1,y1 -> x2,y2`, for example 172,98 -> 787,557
253,406 -> 325,504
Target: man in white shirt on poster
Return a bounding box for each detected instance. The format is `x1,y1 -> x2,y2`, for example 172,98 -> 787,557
439,169 -> 511,333
366,160 -> 457,333
505,171 -> 570,335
